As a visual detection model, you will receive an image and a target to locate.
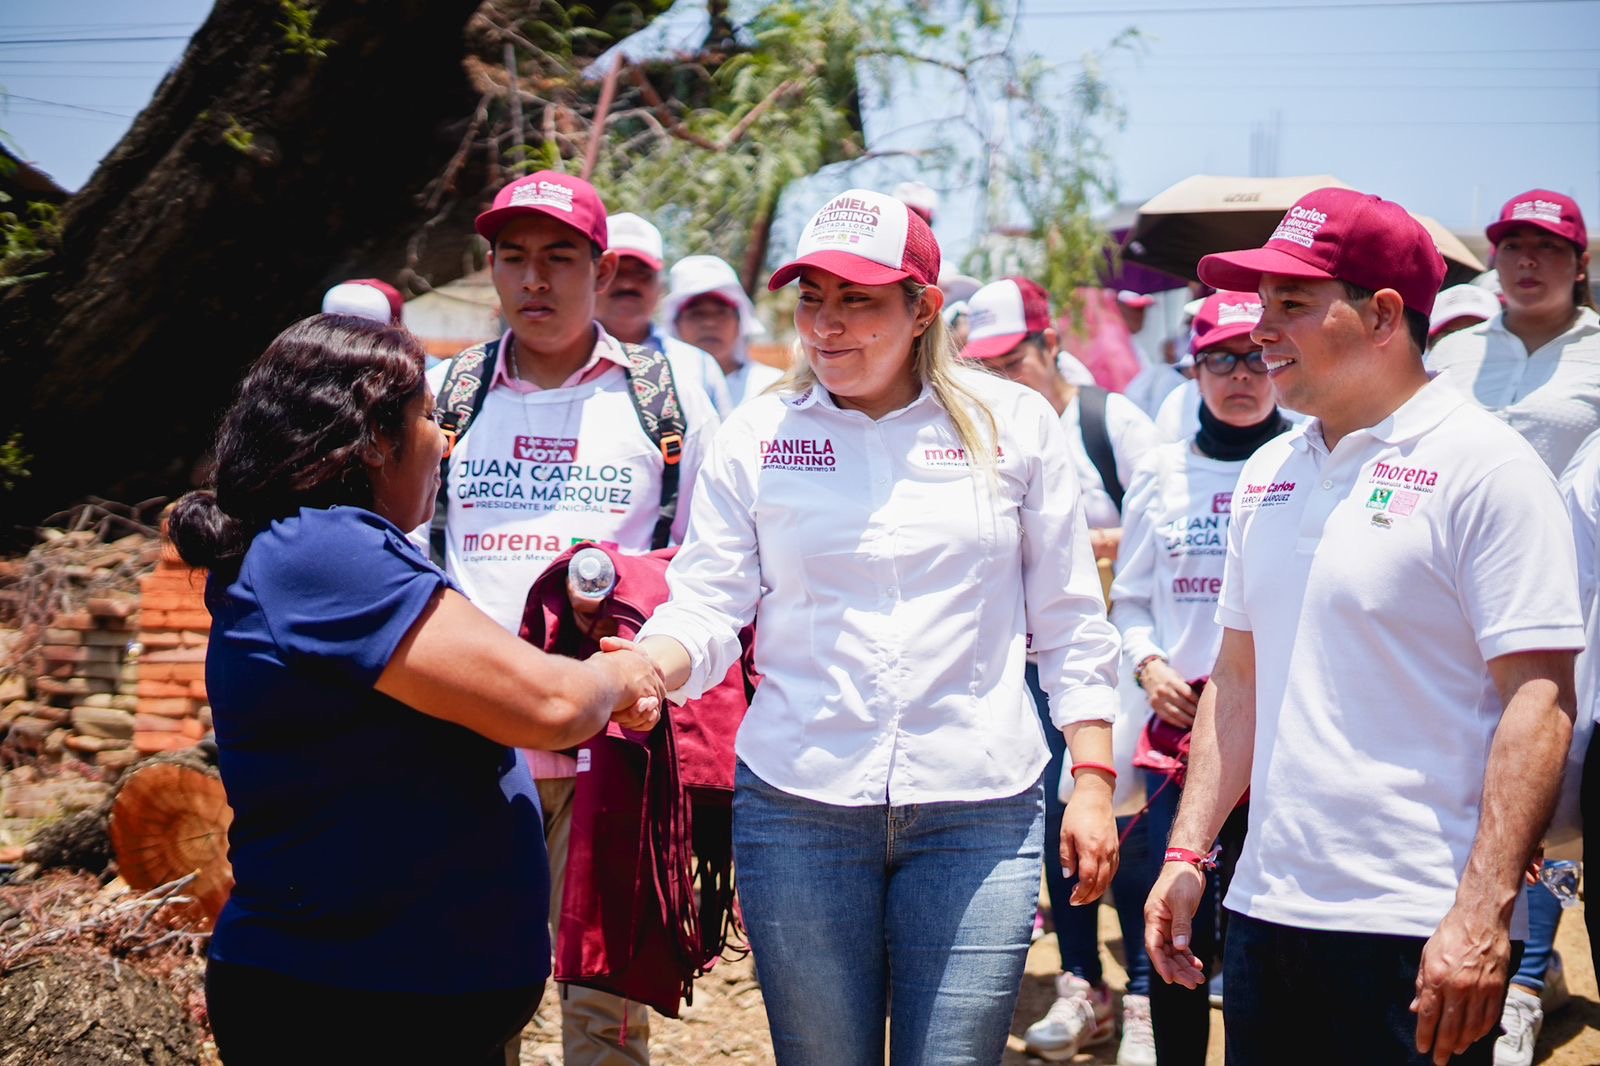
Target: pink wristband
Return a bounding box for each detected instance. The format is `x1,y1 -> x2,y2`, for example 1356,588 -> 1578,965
1164,846 -> 1219,871
1070,761 -> 1118,781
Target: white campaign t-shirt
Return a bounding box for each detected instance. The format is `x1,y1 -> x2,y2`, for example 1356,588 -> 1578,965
1216,376 -> 1584,938
1110,442 -> 1245,681
637,368 -> 1121,806
1061,389 -> 1162,528
421,328 -> 717,634
1428,307 -> 1600,475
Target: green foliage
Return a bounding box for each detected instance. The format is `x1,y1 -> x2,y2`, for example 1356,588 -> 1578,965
278,0 -> 334,59
0,191 -> 60,286
480,1 -> 1130,296
220,116 -> 256,155
962,28 -> 1142,310
0,432 -> 32,492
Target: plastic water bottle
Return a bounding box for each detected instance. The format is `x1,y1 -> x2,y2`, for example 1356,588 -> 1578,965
567,547 -> 617,607
1540,859 -> 1582,909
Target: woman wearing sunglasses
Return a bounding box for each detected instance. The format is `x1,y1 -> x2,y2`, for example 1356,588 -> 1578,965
1109,291 -> 1291,1065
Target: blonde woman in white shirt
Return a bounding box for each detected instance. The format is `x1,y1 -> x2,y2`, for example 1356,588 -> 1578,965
620,189 -> 1122,1066
1109,291 -> 1290,1065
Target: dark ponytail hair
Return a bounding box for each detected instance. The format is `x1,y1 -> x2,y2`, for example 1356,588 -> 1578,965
169,314 -> 427,575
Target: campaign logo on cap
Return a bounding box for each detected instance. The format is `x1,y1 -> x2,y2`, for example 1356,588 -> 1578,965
768,188 -> 939,290
962,277 -> 1052,360
607,212 -> 664,270
475,170 -> 608,248
1197,187 -> 1446,317
1485,188 -> 1587,250
1190,291 -> 1263,355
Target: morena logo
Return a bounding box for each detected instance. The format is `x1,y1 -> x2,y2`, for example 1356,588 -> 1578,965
1212,492 -> 1232,514
1370,461 -> 1438,488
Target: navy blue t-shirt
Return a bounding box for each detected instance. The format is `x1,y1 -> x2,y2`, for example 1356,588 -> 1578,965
204,506 -> 549,993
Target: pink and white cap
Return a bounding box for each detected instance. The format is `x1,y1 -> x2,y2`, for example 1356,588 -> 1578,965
962,277 -> 1053,360
1117,289 -> 1155,309
1485,188 -> 1587,250
768,188 -> 940,290
475,170 -> 609,248
1427,284 -> 1501,337
1198,187 -> 1446,317
607,212 -> 664,270
1189,291 -> 1263,355
322,279 -> 404,326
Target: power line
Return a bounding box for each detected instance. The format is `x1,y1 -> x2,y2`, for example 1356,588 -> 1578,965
1,93 -> 133,117
0,35 -> 191,46
0,59 -> 174,66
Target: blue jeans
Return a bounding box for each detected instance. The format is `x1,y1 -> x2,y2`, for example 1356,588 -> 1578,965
1223,911 -> 1521,1066
1026,663 -> 1151,996
1510,879 -> 1562,992
732,760 -> 1044,1066
1141,768 -> 1248,1066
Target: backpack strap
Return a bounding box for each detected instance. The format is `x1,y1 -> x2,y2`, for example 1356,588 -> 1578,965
429,337 -> 501,565
1076,385 -> 1125,514
619,341 -> 686,550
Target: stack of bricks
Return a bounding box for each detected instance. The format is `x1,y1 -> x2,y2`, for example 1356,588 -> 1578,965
133,543 -> 211,757
12,596 -> 145,771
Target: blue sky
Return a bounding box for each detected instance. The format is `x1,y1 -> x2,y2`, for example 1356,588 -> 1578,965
3,0 -> 1597,266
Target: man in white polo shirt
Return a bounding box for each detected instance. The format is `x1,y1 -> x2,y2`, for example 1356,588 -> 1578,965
1143,187 -> 1584,1066
423,170 -> 720,1066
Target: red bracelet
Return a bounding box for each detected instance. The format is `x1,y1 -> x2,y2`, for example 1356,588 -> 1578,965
1070,761 -> 1118,781
1164,846 -> 1219,871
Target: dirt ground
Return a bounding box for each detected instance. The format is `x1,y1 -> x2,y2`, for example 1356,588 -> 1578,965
516,894 -> 1600,1065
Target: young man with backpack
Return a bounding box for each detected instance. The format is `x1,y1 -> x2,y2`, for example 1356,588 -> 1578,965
418,170 -> 719,1065
962,276 -> 1161,1065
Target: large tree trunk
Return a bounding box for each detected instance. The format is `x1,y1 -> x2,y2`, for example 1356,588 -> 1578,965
0,0 -> 661,538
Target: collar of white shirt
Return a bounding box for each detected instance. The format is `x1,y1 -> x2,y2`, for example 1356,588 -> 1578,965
785,380 -> 937,418
1293,374 -> 1468,456
1485,306 -> 1600,345
490,324 -> 630,393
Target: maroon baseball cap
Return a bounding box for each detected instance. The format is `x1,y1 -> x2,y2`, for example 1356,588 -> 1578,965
1485,188 -> 1587,250
962,277 -> 1053,359
475,171 -> 609,248
768,188 -> 940,290
1190,291 -> 1263,355
1198,187 -> 1447,317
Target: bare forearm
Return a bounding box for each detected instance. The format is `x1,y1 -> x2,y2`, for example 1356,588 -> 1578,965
1167,630 -> 1255,852
1456,670 -> 1574,920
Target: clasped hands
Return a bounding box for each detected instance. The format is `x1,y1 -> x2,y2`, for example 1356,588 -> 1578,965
596,635 -> 670,732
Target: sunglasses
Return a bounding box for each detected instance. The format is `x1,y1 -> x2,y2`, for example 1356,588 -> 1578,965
1198,349 -> 1269,375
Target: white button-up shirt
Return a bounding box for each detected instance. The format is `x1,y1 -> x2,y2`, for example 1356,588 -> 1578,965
1427,307 -> 1600,474
637,367 -> 1121,806
1217,376 -> 1583,938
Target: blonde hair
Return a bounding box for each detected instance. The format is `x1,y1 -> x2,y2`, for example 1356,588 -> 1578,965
776,279 -> 998,470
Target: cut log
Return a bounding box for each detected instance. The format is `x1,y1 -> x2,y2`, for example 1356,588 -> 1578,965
107,755 -> 233,927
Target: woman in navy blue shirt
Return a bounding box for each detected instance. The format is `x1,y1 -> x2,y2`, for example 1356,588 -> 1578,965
169,315 -> 664,1065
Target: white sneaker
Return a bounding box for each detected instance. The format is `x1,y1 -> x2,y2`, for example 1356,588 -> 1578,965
1116,994 -> 1157,1066
1022,973 -> 1116,1061
1494,984 -> 1543,1066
